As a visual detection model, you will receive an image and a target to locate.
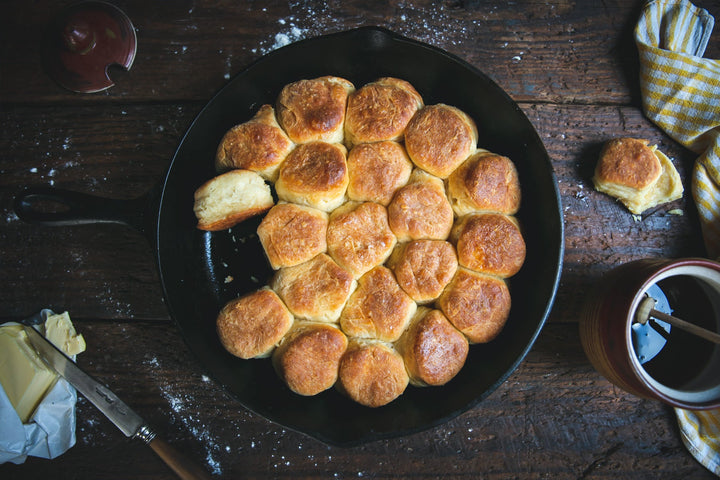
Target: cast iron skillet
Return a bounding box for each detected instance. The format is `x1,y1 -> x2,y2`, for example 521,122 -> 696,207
15,27 -> 564,446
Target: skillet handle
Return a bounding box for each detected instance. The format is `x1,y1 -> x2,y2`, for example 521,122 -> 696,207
13,186 -> 154,236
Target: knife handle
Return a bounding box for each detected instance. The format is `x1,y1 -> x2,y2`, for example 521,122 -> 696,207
148,437 -> 210,480
146,435 -> 213,480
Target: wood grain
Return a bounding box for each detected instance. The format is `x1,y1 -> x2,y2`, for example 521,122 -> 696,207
2,1 -> 717,106
2,0 -> 719,478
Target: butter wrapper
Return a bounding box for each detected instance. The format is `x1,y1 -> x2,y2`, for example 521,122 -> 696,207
0,310 -> 84,464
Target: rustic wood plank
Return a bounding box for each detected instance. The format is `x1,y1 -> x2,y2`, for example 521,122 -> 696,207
2,1 -> 717,105
0,322 -> 712,479
1,103 -> 199,320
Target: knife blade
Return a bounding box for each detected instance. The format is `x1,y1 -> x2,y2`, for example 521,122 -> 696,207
23,324 -> 145,437
23,325 -> 211,480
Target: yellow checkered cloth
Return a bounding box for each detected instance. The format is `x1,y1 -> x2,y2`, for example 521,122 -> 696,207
635,0 -> 720,476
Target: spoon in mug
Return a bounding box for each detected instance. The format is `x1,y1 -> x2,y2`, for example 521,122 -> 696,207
635,295 -> 720,345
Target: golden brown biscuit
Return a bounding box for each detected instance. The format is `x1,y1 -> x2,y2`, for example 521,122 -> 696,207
451,213 -> 526,278
336,340 -> 409,407
447,151 -> 521,216
215,104 -> 294,181
193,169 -> 274,231
216,288 -> 294,359
387,169 -> 454,242
272,322 -> 348,396
270,254 -> 357,323
326,201 -> 397,278
386,239 -> 458,304
276,76 -> 355,144
404,104 -> 478,178
395,307 -> 469,386
275,141 -> 349,211
437,268 -> 511,344
344,77 -> 424,147
346,141 -> 413,206
593,137 -> 683,214
257,203 -> 329,270
339,266 -> 417,342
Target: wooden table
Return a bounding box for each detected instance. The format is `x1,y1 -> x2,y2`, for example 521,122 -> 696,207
2,1 -> 719,478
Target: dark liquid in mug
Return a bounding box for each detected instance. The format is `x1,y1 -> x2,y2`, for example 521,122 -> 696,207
635,275 -> 718,389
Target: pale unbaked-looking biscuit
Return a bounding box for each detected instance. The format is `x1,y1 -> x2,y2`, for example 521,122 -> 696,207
339,266 -> 417,342
386,239 -> 458,304
395,307 -> 469,387
275,141 -> 349,212
216,288 -> 294,359
437,267 -> 511,344
344,77 -> 424,147
257,203 -> 329,270
272,322 -> 348,396
326,201 -> 397,278
447,151 -> 521,216
276,76 -> 355,144
336,340 -> 409,407
214,104 -> 294,181
451,213 -> 526,278
193,169 -> 274,231
387,169 -> 454,242
593,137 -> 683,214
270,254 -> 357,323
346,141 -> 413,206
404,104 -> 478,178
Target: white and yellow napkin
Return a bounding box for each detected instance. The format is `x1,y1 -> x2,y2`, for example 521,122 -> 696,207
635,0 -> 720,475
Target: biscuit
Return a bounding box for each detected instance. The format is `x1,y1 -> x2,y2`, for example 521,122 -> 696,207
336,340 -> 409,407
404,104 -> 478,178
275,141 -> 349,212
339,266 -> 417,342
451,213 -> 526,278
193,169 -> 273,231
437,268 -> 511,344
216,288 -> 294,359
270,254 -> 357,323
326,201 -> 397,278
593,137 -> 683,214
447,150 -> 521,216
386,239 -> 458,303
395,308 -> 469,387
387,169 -> 454,242
346,141 -> 413,206
276,76 -> 355,144
272,322 -> 348,396
344,77 -> 423,147
257,203 -> 329,270
214,104 -> 294,181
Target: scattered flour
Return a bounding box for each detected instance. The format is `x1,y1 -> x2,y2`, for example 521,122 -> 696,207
145,356 -> 224,476
248,2 -> 480,56
98,282 -> 134,318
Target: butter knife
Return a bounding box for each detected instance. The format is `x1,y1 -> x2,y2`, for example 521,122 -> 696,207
23,325 -> 211,480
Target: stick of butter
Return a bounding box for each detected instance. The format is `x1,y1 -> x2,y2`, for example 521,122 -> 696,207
0,312 -> 86,423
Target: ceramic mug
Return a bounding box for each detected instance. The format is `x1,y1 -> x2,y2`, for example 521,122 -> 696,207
580,257 -> 720,410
